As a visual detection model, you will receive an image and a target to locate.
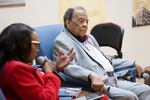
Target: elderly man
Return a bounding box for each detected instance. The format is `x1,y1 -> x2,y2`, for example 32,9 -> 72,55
53,6 -> 150,100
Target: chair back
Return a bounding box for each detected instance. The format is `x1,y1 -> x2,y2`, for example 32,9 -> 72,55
90,22 -> 124,58
33,24 -> 64,61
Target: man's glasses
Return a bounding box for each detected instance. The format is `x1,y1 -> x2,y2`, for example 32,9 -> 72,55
31,41 -> 41,49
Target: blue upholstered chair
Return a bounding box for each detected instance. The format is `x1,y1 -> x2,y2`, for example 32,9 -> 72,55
33,24 -> 137,93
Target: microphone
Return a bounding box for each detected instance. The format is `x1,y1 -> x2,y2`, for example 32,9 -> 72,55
37,56 -> 66,83
141,73 -> 149,80
124,73 -> 149,81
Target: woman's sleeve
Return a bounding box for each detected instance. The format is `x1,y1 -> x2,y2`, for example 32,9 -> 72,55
10,65 -> 61,100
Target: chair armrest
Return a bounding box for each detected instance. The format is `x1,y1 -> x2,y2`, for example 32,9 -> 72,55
60,72 -> 110,93
60,72 -> 91,86
59,67 -> 138,93
59,72 -> 95,92
114,67 -> 138,82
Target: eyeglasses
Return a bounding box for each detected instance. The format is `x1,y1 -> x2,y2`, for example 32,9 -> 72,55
31,41 -> 40,49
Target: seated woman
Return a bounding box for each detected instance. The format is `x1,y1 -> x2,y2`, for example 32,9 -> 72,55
0,23 -> 75,100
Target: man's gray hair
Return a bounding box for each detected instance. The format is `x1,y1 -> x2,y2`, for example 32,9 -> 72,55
63,6 -> 86,27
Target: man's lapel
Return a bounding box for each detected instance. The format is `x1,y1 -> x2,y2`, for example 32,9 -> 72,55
64,29 -> 103,65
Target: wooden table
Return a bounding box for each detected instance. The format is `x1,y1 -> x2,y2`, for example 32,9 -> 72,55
77,91 -> 110,100
77,91 -> 91,98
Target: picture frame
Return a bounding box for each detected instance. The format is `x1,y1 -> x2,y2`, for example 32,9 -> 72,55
0,0 -> 25,7
132,0 -> 150,27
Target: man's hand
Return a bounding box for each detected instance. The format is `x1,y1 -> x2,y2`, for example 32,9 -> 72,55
134,62 -> 145,79
89,72 -> 104,93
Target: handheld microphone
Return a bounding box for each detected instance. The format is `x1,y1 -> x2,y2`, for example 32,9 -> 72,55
141,73 -> 149,80
37,56 -> 66,83
124,73 -> 149,81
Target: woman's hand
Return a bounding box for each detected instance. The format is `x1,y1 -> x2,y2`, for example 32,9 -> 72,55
56,47 -> 75,73
42,56 -> 54,73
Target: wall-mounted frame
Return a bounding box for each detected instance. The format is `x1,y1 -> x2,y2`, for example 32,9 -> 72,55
132,0 -> 150,27
0,0 -> 25,7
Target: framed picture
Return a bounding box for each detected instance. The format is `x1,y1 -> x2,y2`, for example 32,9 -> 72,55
0,0 -> 25,7
132,0 -> 150,27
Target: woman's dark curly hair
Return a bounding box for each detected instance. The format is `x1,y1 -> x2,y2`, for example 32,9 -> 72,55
0,23 -> 35,72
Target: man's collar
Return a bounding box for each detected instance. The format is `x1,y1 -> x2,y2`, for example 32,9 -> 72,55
66,29 -> 88,42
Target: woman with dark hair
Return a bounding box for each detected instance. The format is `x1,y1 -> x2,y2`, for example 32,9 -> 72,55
0,23 -> 75,100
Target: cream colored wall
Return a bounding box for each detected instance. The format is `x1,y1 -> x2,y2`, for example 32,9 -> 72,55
0,0 -> 59,32
0,0 -> 150,67
104,0 -> 150,67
